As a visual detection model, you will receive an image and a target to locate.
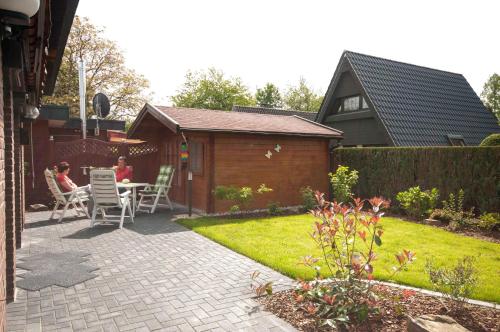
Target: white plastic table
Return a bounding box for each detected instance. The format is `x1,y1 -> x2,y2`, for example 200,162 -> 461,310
117,182 -> 148,217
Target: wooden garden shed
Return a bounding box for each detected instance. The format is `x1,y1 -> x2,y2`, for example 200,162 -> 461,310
128,104 -> 343,213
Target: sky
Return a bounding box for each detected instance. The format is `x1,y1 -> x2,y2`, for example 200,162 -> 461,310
76,0 -> 500,106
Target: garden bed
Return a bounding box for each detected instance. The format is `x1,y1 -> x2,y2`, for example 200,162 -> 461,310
385,212 -> 500,244
259,285 -> 500,332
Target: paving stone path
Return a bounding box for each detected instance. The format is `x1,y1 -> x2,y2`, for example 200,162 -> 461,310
7,210 -> 296,331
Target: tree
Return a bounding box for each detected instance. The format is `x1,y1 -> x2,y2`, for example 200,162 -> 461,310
255,83 -> 283,108
43,16 -> 150,120
284,77 -> 323,112
171,68 -> 254,111
481,73 -> 500,122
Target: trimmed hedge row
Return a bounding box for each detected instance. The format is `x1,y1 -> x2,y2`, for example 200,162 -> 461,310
332,147 -> 500,213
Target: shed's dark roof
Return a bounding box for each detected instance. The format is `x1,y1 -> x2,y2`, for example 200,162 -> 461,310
232,105 -> 317,121
65,118 -> 126,131
318,51 -> 500,146
129,104 -> 342,139
40,105 -> 70,121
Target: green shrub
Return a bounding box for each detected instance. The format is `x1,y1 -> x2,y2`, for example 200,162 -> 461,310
267,201 -> 282,216
479,133 -> 500,146
300,186 -> 316,212
440,189 -> 475,230
214,184 -> 272,212
329,165 -> 359,203
478,212 -> 500,231
425,256 -> 478,309
396,186 -> 439,219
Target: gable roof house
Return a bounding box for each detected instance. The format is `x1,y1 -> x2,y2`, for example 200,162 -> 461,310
316,51 -> 500,146
128,104 -> 342,213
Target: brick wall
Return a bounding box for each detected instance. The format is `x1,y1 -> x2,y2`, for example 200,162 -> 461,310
0,49 -> 7,332
3,72 -> 15,303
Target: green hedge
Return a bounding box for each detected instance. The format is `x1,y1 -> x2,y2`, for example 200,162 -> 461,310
332,147 -> 500,213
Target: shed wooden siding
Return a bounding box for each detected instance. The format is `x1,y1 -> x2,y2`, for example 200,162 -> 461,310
212,134 -> 329,212
131,112 -> 333,213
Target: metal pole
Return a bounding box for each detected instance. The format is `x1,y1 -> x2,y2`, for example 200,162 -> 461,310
188,170 -> 193,216
78,59 -> 87,139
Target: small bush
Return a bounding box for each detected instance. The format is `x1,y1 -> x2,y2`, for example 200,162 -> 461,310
478,213 -> 500,231
425,256 -> 478,309
296,193 -> 415,329
300,186 -> 316,212
429,209 -> 454,224
479,133 -> 500,146
440,189 -> 475,230
329,165 -> 359,203
396,186 -> 439,219
267,201 -> 282,216
214,184 -> 272,212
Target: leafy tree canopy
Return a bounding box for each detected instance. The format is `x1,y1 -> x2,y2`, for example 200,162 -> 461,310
255,83 -> 283,108
284,77 -> 323,113
481,73 -> 500,122
43,16 -> 150,120
171,68 -> 254,111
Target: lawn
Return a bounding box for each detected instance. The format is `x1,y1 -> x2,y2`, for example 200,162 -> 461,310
179,214 -> 500,303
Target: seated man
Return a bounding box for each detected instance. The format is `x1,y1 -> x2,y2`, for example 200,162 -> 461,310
56,161 -> 78,192
113,156 -> 133,182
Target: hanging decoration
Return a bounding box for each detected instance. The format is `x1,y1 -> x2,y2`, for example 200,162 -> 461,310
274,144 -> 281,152
265,150 -> 272,159
180,142 -> 189,162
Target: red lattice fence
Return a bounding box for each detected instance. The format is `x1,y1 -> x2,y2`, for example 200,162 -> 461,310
53,139 -> 160,186
27,138 -> 160,206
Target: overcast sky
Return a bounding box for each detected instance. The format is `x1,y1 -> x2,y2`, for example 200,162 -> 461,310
76,0 -> 499,106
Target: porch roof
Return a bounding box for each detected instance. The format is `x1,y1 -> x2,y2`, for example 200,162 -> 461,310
129,104 -> 343,139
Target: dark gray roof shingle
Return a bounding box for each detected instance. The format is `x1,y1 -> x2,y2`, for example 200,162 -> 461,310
342,51 -> 499,145
232,105 -> 318,121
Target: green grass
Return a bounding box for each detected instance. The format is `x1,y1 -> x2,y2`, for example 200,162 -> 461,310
178,214 -> 500,303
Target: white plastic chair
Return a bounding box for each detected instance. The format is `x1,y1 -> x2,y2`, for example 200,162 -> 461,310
45,169 -> 90,222
89,169 -> 134,229
137,165 -> 175,213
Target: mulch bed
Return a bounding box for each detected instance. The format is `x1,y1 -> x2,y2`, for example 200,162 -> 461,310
387,213 -> 500,244
258,285 -> 499,332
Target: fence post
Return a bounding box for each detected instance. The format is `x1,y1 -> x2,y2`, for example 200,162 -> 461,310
119,143 -> 128,159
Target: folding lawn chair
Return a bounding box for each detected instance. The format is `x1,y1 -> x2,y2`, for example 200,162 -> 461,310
137,165 -> 175,213
89,169 -> 134,229
45,169 -> 90,222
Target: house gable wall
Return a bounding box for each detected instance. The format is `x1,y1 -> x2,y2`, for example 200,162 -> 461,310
320,63 -> 391,147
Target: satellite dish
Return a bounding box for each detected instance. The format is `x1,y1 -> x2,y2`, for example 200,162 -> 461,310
92,93 -> 110,118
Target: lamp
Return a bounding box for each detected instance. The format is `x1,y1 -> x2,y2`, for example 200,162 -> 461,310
0,0 -> 40,18
24,104 -> 39,120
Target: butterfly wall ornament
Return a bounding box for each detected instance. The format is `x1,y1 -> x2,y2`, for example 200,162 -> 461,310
265,150 -> 273,159
274,144 -> 281,152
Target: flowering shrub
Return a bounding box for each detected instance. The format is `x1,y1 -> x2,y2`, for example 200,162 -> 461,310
296,192 -> 415,329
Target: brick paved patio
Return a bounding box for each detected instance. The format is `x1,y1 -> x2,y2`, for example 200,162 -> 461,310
7,210 -> 296,331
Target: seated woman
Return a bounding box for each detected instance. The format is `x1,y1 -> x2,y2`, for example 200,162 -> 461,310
56,161 -> 78,192
113,156 -> 133,182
